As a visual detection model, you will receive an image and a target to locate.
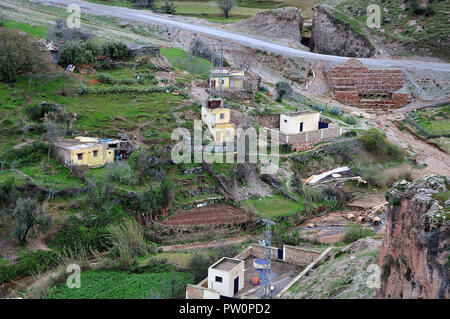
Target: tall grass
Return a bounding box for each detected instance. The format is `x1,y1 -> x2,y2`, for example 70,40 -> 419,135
107,218 -> 157,267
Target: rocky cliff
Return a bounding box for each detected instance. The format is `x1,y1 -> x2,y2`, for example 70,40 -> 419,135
229,7 -> 303,43
379,175 -> 449,299
310,4 -> 373,58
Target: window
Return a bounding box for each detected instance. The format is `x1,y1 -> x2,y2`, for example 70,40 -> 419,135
93,150 -> 98,157
215,276 -> 223,283
226,130 -> 231,137
77,153 -> 83,160
220,113 -> 225,119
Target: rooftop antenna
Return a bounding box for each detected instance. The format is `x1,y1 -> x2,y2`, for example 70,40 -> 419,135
258,218 -> 276,299
210,43 -> 224,100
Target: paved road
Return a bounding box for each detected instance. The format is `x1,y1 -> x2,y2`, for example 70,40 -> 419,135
31,0 -> 450,72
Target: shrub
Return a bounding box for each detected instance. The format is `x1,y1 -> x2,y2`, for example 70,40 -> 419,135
329,106 -> 342,116
106,162 -> 137,186
108,218 -> 156,259
0,250 -> 59,285
0,141 -> 49,167
311,104 -> 326,112
188,254 -> 215,283
101,41 -> 129,61
0,176 -> 16,206
0,29 -> 48,82
344,116 -> 357,125
58,40 -> 96,66
272,221 -> 306,247
98,73 -> 114,84
424,5 -> 435,16
161,1 -> 176,14
0,17 -> 6,27
358,129 -> 404,161
275,81 -> 292,102
343,222 -> 374,243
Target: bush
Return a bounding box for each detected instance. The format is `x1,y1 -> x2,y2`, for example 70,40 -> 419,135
188,254 -> 215,283
101,41 -> 129,61
272,221 -> 306,247
344,116 -> 357,125
0,250 -> 59,285
58,39 -> 96,66
424,5 -> 436,16
106,162 -> 137,186
107,218 -> 156,262
311,104 -> 326,112
0,29 -> 48,82
343,222 -> 374,243
0,141 -> 49,167
275,81 -> 292,102
329,106 -> 342,116
358,129 -> 404,161
98,73 -> 114,84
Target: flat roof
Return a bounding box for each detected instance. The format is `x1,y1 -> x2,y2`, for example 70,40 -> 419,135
284,111 -> 319,117
211,257 -> 242,271
55,142 -> 102,151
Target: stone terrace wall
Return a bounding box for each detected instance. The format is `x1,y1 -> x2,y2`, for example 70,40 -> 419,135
254,114 -> 280,129
283,245 -> 322,265
277,126 -> 342,145
326,59 -> 411,109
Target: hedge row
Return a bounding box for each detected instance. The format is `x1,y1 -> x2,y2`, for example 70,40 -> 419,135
0,250 -> 59,285
77,84 -> 189,98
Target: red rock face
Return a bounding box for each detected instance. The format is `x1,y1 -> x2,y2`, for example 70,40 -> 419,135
326,59 -> 411,109
378,176 -> 449,299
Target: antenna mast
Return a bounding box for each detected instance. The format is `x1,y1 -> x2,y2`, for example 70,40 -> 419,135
259,218 -> 276,299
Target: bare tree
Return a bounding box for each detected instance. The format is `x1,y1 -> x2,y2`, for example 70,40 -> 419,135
230,50 -> 252,73
217,0 -> 234,19
43,117 -> 64,162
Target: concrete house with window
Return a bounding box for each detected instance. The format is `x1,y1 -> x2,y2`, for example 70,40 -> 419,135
207,257 -> 245,298
54,137 -> 115,168
209,68 -> 246,90
201,98 -> 235,144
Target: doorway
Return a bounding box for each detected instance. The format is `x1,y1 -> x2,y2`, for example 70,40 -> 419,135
233,277 -> 239,295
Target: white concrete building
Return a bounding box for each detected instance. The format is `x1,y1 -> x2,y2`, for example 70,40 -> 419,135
207,257 -> 245,298
280,111 -> 321,135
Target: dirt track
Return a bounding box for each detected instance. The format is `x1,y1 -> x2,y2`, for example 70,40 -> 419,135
162,234 -> 257,252
160,205 -> 249,226
376,112 -> 450,177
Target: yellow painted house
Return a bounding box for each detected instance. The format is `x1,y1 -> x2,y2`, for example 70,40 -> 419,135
209,68 -> 246,91
201,99 -> 235,143
55,138 -> 115,168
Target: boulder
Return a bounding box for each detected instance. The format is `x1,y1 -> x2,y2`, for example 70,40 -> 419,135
310,4 -> 374,58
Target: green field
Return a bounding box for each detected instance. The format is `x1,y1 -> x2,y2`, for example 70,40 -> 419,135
45,270 -> 194,298
2,20 -> 47,38
242,194 -> 304,218
161,47 -> 211,79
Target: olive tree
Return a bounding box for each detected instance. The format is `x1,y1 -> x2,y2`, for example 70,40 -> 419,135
11,198 -> 51,245
0,29 -> 48,82
217,0 -> 234,19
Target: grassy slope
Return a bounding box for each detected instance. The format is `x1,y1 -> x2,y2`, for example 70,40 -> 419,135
2,20 -> 47,38
45,269 -> 194,298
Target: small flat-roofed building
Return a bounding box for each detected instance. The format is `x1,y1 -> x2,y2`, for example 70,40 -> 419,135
280,111 -> 321,135
207,257 -> 245,298
201,98 -> 235,144
54,140 -> 114,168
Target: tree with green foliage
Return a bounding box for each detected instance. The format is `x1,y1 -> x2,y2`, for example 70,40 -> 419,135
11,198 -> 51,245
101,41 -> 129,61
275,81 -> 292,102
0,29 -> 48,82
